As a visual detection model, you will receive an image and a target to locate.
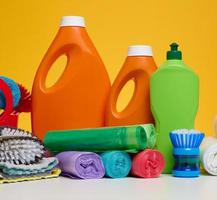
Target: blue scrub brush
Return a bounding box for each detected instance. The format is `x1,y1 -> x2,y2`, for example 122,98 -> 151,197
170,129 -> 204,177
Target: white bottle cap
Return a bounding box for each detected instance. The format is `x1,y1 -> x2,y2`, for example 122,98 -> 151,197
127,45 -> 153,56
60,16 -> 85,27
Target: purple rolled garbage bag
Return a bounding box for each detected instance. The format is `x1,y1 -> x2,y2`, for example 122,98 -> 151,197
56,151 -> 105,179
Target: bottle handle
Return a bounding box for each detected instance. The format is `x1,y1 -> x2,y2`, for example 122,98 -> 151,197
110,69 -> 144,117
37,41 -> 77,92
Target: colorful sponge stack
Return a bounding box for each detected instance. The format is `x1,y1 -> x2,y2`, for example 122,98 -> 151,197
0,127 -> 60,184
44,124 -> 165,179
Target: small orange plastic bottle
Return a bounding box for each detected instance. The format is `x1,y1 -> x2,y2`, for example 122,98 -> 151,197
31,16 -> 111,140
105,45 -> 157,126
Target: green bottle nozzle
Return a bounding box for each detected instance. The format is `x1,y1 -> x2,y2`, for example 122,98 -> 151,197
167,42 -> 182,60
170,43 -> 178,51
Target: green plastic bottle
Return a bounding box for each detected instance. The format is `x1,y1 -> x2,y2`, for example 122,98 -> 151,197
150,43 -> 199,173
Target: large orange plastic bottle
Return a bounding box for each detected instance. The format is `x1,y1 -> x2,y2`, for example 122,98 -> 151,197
31,16 -> 111,140
105,45 -> 157,126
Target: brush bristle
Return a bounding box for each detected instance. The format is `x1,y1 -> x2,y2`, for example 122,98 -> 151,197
0,127 -> 44,165
0,127 -> 35,138
170,129 -> 204,148
15,84 -> 31,113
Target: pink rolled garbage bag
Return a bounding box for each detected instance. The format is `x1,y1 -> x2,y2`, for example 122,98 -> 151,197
131,149 -> 165,178
56,151 -> 105,179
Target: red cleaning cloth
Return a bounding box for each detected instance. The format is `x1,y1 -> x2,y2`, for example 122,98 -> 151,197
131,149 -> 165,178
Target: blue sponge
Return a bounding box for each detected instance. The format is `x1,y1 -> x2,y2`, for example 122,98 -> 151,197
0,76 -> 21,109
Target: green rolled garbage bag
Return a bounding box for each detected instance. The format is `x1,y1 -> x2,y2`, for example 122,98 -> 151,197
44,124 -> 156,154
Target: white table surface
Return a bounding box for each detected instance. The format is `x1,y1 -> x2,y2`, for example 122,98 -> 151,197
1,175 -> 217,200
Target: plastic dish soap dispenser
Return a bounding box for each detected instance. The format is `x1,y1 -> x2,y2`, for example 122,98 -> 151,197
150,43 -> 199,173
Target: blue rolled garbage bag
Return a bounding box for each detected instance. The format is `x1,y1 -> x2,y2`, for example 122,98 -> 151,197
101,151 -> 131,178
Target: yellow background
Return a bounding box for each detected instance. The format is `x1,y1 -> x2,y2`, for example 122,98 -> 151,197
0,0 -> 217,135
